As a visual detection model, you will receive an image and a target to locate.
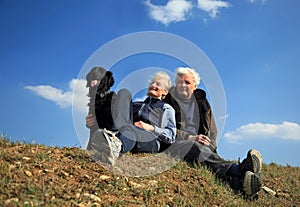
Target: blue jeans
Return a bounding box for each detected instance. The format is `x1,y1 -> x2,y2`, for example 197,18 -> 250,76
112,89 -> 159,154
118,129 -> 159,153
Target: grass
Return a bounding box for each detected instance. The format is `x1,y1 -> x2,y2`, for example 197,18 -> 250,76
0,136 -> 299,206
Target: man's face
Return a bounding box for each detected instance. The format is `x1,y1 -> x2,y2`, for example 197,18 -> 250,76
175,73 -> 197,99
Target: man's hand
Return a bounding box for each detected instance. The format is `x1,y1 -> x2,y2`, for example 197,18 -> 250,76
134,121 -> 154,131
188,134 -> 211,146
86,114 -> 96,128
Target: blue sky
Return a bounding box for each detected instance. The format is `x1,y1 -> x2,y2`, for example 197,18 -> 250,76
1,0 -> 300,167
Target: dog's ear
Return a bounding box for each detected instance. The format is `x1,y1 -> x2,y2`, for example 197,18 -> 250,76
105,71 -> 115,87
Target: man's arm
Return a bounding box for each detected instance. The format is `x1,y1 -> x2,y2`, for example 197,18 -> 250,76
204,107 -> 217,151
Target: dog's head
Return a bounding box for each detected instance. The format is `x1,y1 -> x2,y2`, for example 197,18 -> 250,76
86,67 -> 106,87
86,66 -> 115,95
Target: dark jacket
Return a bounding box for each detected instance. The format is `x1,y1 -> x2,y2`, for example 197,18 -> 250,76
164,87 -> 217,151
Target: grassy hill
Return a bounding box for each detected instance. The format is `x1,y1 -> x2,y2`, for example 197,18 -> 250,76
0,137 -> 299,207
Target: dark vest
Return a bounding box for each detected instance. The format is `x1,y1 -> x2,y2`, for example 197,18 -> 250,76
133,97 -> 165,126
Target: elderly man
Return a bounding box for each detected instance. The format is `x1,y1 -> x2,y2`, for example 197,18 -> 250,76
164,67 -> 263,199
164,67 -> 217,151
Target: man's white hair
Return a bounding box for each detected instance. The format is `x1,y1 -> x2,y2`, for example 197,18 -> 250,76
175,67 -> 201,86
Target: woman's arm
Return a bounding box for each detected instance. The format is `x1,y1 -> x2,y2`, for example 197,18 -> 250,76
151,104 -> 176,144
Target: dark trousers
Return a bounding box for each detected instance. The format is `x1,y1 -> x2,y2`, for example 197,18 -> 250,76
165,140 -> 235,178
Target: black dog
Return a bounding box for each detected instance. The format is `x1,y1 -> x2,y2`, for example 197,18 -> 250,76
86,67 -> 115,149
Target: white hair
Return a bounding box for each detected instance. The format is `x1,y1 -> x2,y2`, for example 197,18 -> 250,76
175,67 -> 201,86
151,71 -> 172,90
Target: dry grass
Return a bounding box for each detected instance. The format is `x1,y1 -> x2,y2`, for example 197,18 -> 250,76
0,137 -> 299,206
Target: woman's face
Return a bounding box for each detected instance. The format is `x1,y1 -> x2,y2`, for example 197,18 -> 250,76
175,73 -> 197,99
147,79 -> 168,99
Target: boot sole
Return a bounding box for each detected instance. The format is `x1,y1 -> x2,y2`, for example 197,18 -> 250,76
248,149 -> 263,174
243,171 -> 262,196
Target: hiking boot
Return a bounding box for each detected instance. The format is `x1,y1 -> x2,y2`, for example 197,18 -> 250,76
240,149 -> 262,175
243,171 -> 262,199
89,128 -> 122,165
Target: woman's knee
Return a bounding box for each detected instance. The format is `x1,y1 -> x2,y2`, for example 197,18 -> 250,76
117,88 -> 132,100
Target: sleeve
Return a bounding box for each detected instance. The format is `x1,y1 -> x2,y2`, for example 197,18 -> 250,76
201,98 -> 218,151
152,104 -> 176,144
206,109 -> 217,151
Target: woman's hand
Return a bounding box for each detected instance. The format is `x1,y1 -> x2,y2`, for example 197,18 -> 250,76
134,121 -> 154,131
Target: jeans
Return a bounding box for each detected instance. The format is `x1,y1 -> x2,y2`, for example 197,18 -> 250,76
112,89 -> 159,154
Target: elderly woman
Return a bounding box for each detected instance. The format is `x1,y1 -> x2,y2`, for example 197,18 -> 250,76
90,71 -> 176,165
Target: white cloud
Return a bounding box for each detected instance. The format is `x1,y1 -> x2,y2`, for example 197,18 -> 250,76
197,0 -> 230,18
25,79 -> 89,113
248,0 -> 267,4
219,113 -> 229,120
224,121 -> 300,142
144,0 -> 193,25
71,79 -> 89,114
144,0 -> 268,25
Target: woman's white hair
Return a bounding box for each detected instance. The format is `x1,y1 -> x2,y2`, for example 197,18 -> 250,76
151,71 -> 172,90
175,67 -> 201,86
